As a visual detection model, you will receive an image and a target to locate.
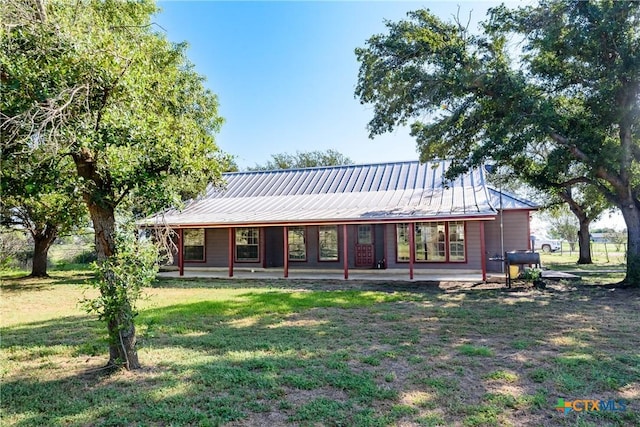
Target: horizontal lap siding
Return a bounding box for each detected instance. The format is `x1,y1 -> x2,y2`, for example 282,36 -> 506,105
293,225 -> 345,269
484,211 -> 531,272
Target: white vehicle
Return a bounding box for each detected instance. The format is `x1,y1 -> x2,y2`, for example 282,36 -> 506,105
530,234 -> 561,253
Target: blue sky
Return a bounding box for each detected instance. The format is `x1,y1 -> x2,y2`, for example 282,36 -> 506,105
154,1 -> 511,169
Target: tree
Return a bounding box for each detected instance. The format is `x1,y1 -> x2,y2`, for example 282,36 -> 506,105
248,149 -> 353,171
545,205 -> 579,251
1,0 -> 230,369
1,150 -> 87,277
355,1 -> 640,285
554,185 -> 609,264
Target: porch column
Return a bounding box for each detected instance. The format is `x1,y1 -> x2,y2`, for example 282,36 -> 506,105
283,226 -> 289,278
409,222 -> 415,280
343,224 -> 349,279
228,227 -> 234,278
480,221 -> 487,282
177,228 -> 184,277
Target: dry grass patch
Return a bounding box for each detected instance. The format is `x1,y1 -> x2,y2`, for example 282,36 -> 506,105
1,273 -> 639,426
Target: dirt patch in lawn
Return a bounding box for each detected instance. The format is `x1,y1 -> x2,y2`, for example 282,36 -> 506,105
2,276 -> 638,427
222,280 -> 639,426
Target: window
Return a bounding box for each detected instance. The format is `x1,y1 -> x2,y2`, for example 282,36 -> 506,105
318,226 -> 339,261
417,222 -> 446,262
357,225 -> 372,244
396,221 -> 466,262
288,227 -> 306,261
235,227 -> 259,261
396,224 -> 410,261
183,228 -> 205,261
448,221 -> 465,261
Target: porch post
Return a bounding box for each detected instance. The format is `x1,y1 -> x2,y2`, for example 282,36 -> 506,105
343,224 -> 349,279
177,228 -> 184,277
283,226 -> 289,278
480,221 -> 487,282
409,222 -> 415,280
228,227 -> 234,277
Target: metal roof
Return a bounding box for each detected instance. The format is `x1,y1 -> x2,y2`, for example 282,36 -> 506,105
149,160 -> 536,227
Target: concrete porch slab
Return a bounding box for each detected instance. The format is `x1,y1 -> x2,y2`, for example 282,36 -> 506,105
158,267 -> 487,282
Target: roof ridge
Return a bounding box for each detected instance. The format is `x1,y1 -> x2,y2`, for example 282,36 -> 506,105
224,159 -> 445,176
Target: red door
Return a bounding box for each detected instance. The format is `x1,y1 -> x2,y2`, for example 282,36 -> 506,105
355,225 -> 374,267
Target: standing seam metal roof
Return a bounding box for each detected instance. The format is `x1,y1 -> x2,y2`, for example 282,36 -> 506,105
151,160 -> 536,227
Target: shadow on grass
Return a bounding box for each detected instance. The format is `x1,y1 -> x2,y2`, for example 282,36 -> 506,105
2,284 -> 639,426
0,272 -> 95,293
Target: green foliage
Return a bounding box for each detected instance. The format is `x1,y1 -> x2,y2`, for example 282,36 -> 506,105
248,149 -> 353,171
82,221 -> 158,350
545,205 -> 579,242
355,0 -> 640,284
520,268 -> 542,281
0,228 -> 29,269
1,0 -> 233,364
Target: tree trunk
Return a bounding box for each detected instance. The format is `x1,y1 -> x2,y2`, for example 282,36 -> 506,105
88,202 -> 141,370
30,225 -> 57,277
576,219 -> 592,265
620,201 -> 640,287
74,147 -> 140,370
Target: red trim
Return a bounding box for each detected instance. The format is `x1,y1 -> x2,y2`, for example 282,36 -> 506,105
318,225 -> 340,262
183,228 -> 207,263
343,224 -> 349,279
157,214 -> 500,229
228,227 -> 234,277
382,223 -> 388,267
395,221 -> 471,265
355,224 -> 374,267
409,222 -> 415,280
283,226 -> 289,278
287,226 -> 307,262
261,227 -> 266,268
480,221 -> 487,282
234,227 -> 260,262
178,228 -> 184,276
446,221 -> 467,263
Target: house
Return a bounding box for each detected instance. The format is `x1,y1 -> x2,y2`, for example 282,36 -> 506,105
148,160 -> 537,280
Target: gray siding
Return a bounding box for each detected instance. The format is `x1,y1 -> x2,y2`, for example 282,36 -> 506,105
173,217 -> 526,273
484,211 -> 531,272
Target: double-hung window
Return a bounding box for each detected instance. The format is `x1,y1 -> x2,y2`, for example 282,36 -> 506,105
288,227 -> 306,261
183,228 -> 205,261
235,228 -> 259,261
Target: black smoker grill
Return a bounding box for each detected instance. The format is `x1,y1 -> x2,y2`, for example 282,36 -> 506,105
504,251 -> 541,288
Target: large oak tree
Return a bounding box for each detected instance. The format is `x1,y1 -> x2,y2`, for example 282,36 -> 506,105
0,151 -> 86,277
1,0 -> 230,368
355,0 -> 639,285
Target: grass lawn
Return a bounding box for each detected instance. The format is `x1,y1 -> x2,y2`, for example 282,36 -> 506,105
540,250 -> 627,285
1,270 -> 639,426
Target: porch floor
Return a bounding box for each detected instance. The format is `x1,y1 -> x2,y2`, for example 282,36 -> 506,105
158,267 -> 499,283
